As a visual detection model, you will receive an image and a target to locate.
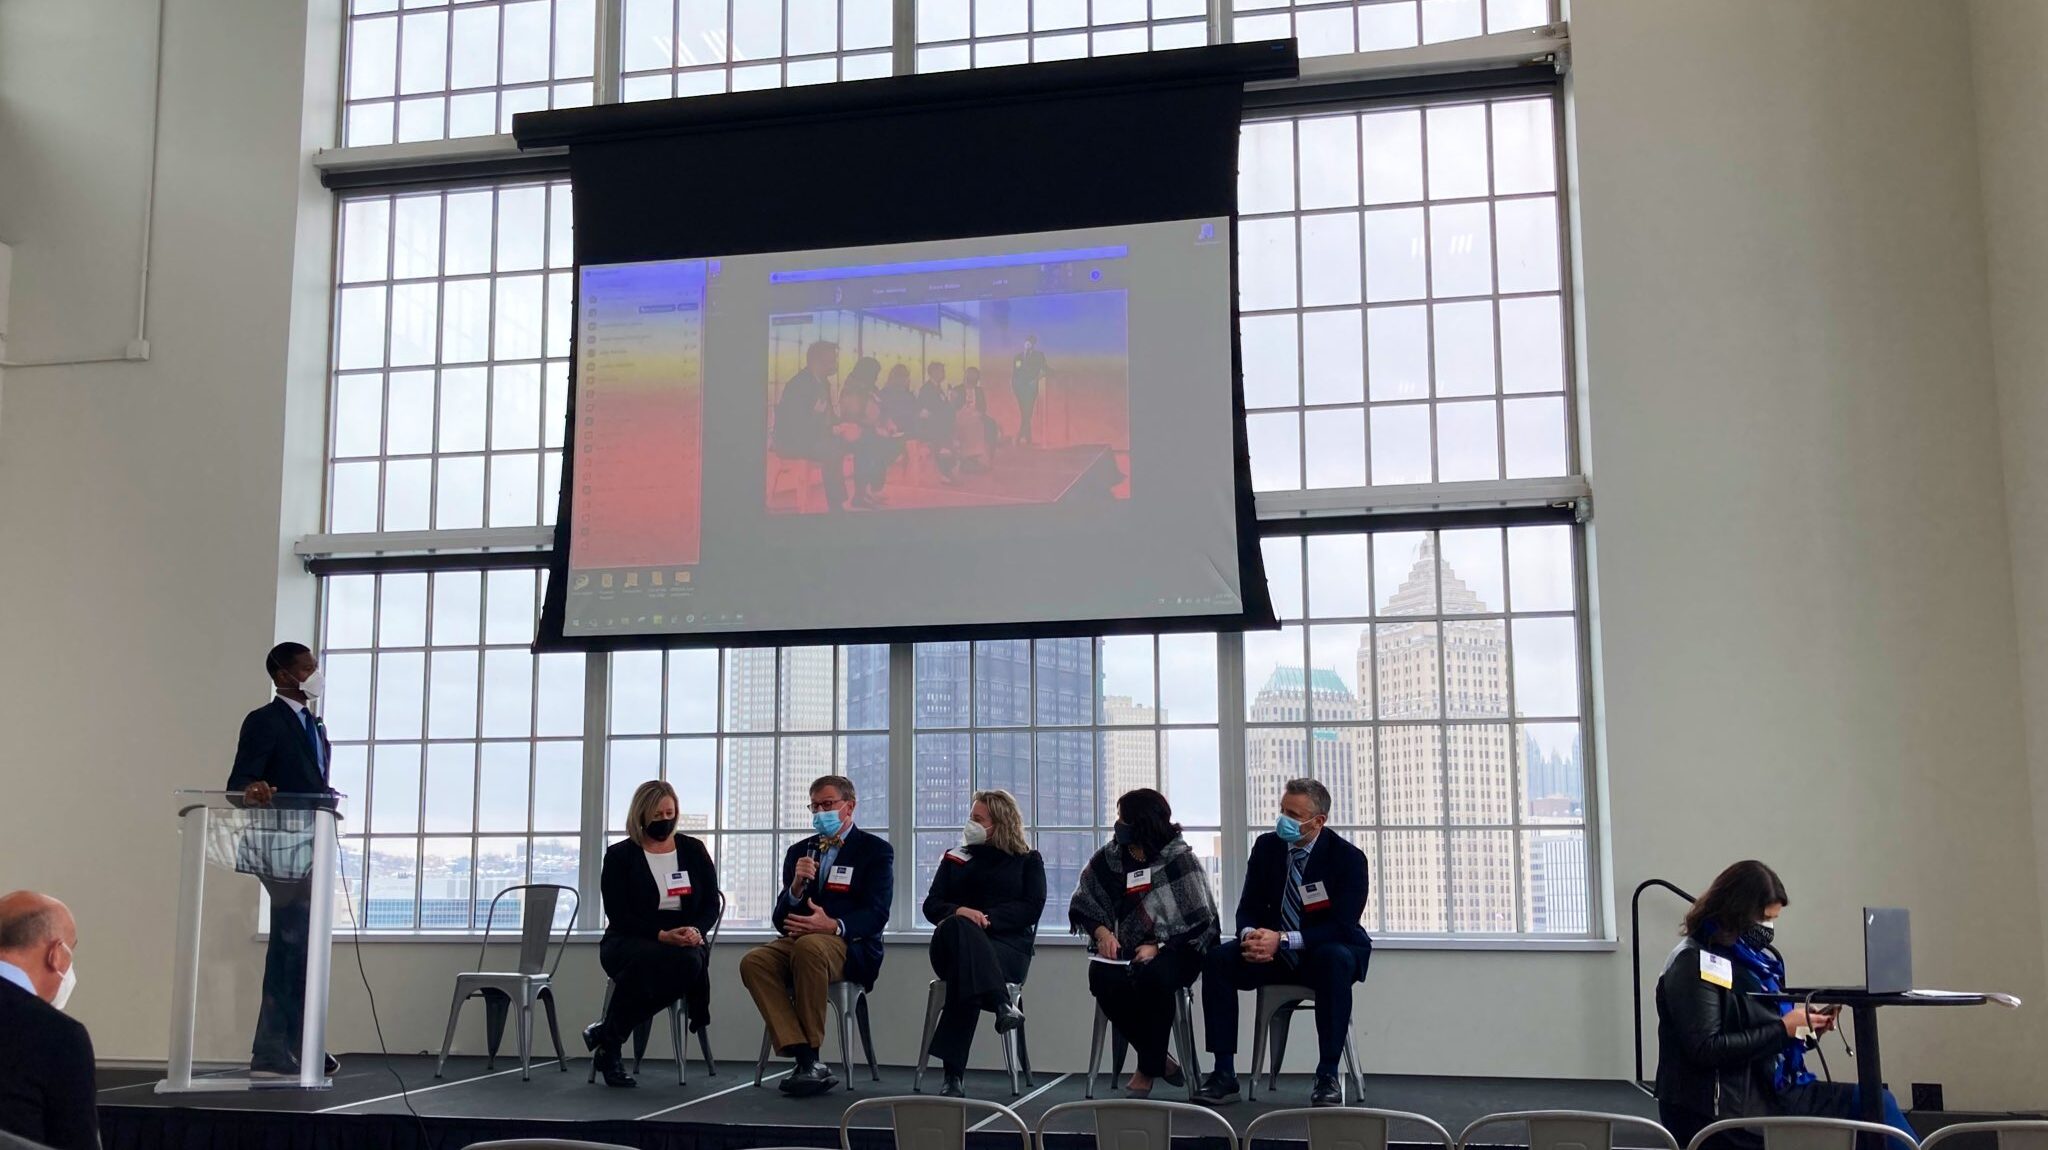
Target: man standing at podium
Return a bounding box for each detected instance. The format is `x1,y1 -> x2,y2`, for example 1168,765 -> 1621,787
226,641 -> 339,1079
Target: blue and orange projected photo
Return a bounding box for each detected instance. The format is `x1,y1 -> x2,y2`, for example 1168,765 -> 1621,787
764,246 -> 1131,515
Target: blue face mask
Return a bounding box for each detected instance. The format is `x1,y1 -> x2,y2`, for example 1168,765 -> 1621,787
1275,814 -> 1304,843
812,808 -> 844,838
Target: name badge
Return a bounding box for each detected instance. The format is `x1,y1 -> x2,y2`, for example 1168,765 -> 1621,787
944,847 -> 972,864
666,870 -> 691,898
827,864 -> 854,892
1699,952 -> 1733,989
1300,880 -> 1330,911
1126,867 -> 1153,895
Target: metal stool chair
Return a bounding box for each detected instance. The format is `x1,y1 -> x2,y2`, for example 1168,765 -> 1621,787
910,979 -> 1034,1096
1246,982 -> 1365,1102
1685,1117 -> 1922,1150
1082,988 -> 1199,1102
752,979 -> 881,1091
1458,1110 -> 1681,1150
1036,1098 -> 1235,1150
840,1096 -> 1029,1150
1246,1106 -> 1455,1150
434,884 -> 576,1081
585,894 -> 724,1086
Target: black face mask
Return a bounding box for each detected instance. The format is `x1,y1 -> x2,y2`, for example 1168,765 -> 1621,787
1113,821 -> 1134,846
645,818 -> 677,842
1739,920 -> 1776,950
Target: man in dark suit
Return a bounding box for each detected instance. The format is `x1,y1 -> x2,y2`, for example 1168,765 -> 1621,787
739,774 -> 893,1097
773,341 -> 851,513
1197,777 -> 1372,1108
225,641 -> 338,1080
0,891 -> 97,1150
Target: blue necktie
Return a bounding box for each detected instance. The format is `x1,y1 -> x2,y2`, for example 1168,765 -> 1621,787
1280,846 -> 1309,935
300,709 -> 324,778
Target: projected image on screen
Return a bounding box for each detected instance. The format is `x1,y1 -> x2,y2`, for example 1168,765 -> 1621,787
764,249 -> 1131,515
563,218 -> 1240,639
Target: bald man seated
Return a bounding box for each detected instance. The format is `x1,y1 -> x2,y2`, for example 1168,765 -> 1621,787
0,892 -> 96,1150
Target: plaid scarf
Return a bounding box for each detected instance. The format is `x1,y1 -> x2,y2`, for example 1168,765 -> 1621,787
1068,836 -> 1220,953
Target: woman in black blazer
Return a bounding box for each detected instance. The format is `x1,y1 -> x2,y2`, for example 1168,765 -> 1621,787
921,789 -> 1046,1098
583,780 -> 719,1088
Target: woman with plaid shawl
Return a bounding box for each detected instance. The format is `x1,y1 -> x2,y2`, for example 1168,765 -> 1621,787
1069,788 -> 1220,1097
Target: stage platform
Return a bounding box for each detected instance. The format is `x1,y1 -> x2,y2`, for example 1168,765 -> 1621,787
95,1054 -> 1670,1150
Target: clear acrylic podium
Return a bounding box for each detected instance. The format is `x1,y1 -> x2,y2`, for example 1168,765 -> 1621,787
159,790 -> 342,1092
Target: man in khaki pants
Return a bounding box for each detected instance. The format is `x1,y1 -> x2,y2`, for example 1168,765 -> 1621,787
741,775 -> 894,1096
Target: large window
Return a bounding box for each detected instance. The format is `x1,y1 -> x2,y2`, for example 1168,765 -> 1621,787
316,2 -> 1593,941
908,635 -> 1223,930
1246,525 -> 1586,934
1237,93 -> 1569,492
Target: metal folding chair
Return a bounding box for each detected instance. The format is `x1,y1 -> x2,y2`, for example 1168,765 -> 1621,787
753,979 -> 881,1091
1247,1106 -> 1455,1150
1245,982 -> 1366,1102
911,978 -> 1034,1097
587,893 -> 724,1086
1083,989 -> 1199,1101
1684,1117 -> 1921,1150
1459,1110 -> 1681,1150
1036,1098 -> 1235,1150
435,884 -> 576,1081
841,1096 -> 1029,1150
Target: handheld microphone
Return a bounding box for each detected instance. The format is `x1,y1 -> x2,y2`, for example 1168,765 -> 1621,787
792,844 -> 823,900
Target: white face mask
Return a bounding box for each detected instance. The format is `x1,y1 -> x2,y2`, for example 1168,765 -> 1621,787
963,819 -> 988,847
51,943 -> 76,1011
296,669 -> 326,699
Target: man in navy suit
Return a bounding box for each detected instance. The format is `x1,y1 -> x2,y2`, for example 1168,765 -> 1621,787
740,774 -> 893,1097
225,641 -> 339,1080
1197,777 -> 1372,1108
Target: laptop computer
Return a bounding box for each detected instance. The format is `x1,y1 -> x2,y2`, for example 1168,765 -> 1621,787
1863,907 -> 1912,994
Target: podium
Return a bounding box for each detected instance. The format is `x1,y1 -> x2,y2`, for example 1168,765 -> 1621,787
159,790 -> 343,1093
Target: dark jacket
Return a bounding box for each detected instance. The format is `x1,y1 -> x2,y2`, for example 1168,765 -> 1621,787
1655,936 -> 1797,1120
921,845 -> 1047,962
774,369 -> 832,455
771,826 -> 893,988
600,835 -> 720,942
0,980 -> 98,1150
1237,830 -> 1373,972
227,698 -> 332,798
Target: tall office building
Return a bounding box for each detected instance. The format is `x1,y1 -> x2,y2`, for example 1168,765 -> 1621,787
1101,693 -> 1167,812
1245,666 -> 1368,825
1367,539 -> 1524,933
1526,829 -> 1588,933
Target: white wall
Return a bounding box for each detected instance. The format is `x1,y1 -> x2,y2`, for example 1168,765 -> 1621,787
1967,0 -> 2048,1009
0,0 -> 2045,1110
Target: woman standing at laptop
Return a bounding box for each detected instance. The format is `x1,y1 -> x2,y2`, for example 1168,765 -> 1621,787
1654,860 -> 1913,1149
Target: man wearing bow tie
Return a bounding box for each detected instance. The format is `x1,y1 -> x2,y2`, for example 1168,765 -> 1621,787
740,775 -> 894,1097
226,642 -> 340,1080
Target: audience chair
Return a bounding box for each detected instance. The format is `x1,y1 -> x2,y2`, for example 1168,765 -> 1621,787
435,884 -> 577,1081
841,1096 -> 1029,1150
1247,1106 -> 1456,1150
1684,1118 -> 1921,1150
1036,1098 -> 1234,1150
1458,1110 -> 1680,1150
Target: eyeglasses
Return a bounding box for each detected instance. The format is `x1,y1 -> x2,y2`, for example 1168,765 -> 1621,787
807,799 -> 845,813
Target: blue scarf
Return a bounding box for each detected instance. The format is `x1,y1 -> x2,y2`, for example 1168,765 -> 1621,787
1724,933 -> 1812,1092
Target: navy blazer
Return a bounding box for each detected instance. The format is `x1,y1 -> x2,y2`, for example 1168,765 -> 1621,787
227,697 -> 333,798
0,980 -> 98,1150
771,826 -> 893,988
1236,829 -> 1373,972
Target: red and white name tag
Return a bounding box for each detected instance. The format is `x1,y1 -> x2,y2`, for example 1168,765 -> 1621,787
1300,881 -> 1330,911
1126,867 -> 1154,896
943,847 -> 972,865
666,871 -> 691,898
826,864 -> 854,892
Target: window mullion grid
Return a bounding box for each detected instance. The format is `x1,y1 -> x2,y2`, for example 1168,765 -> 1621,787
579,639 -> 610,930
1497,522 -> 1526,934
480,187 -> 502,533
1485,100 -> 1508,485
430,191 -> 451,527
1216,630 -> 1248,920
595,0 -> 623,103
413,575 -> 437,927
887,642 -> 916,921
1432,529 -> 1454,934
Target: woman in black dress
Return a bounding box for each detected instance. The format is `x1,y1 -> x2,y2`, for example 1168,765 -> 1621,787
921,789 -> 1046,1097
583,780 -> 719,1087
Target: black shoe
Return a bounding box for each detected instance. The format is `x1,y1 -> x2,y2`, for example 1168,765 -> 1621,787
993,1002 -> 1026,1034
1161,1058 -> 1186,1089
324,1054 -> 340,1076
583,1024 -> 635,1087
1311,1073 -> 1343,1107
1195,1071 -> 1241,1105
941,1072 -> 967,1098
782,1063 -> 838,1097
